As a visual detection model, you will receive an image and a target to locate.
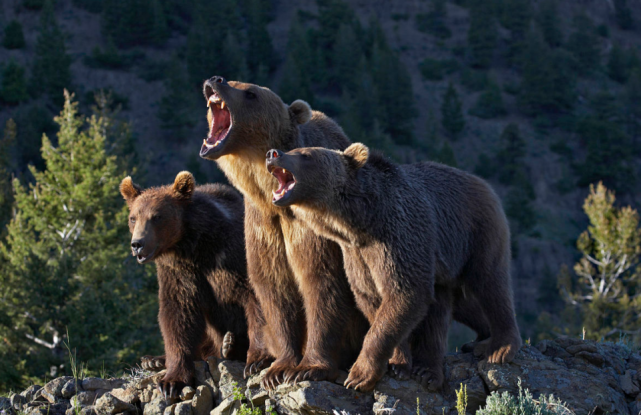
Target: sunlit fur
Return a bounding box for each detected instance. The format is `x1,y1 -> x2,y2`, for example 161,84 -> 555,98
272,144 -> 522,392
201,79 -> 368,389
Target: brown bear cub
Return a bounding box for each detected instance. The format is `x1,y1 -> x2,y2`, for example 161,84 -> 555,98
199,76 -> 368,390
120,172 -> 273,398
265,144 -> 522,391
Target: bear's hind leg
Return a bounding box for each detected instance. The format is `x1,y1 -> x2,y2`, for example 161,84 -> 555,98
141,355 -> 166,371
389,340 -> 412,380
411,285 -> 451,391
463,259 -> 522,364
452,288 -> 491,352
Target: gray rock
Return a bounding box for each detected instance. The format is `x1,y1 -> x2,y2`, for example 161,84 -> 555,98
163,403 -> 176,415
0,397 -> 11,411
274,380 -> 374,415
190,386 -> 211,415
21,386 -> 43,402
216,361 -> 245,401
81,379 -> 112,392
94,393 -> 135,415
94,390 -> 110,400
108,380 -> 126,390
81,406 -> 98,415
209,398 -> 237,415
44,378 -> 75,398
72,391 -> 97,408
24,403 -> 69,415
143,396 -> 167,415
10,393 -> 26,410
61,380 -> 77,399
179,387 -> 195,401
109,388 -> 137,405
246,389 -> 268,407
174,401 -> 191,415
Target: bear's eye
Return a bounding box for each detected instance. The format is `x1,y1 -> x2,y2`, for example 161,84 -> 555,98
129,217 -> 136,224
245,91 -> 257,99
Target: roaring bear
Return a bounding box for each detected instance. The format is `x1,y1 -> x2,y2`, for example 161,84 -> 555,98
120,171 -> 273,398
199,76 -> 368,389
264,143 -> 522,391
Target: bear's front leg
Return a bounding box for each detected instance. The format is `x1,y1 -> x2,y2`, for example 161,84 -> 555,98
157,271 -> 207,400
345,290 -> 428,392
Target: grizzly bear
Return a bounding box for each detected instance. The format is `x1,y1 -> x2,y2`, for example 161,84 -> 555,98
120,171 -> 273,398
199,76 -> 368,389
264,143 -> 522,391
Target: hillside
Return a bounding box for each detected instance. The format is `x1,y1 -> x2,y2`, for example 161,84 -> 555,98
1,0 -> 641,388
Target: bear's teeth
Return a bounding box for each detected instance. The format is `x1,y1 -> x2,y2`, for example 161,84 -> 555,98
221,101 -> 226,109
203,138 -> 214,149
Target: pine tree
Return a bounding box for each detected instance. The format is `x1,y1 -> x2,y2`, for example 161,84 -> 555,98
278,53 -> 314,105
559,183 -> 641,342
415,0 -> 451,39
536,0 -> 562,48
623,70 -> 641,147
608,43 -> 630,84
246,0 -> 276,77
441,82 -> 465,139
158,59 -> 196,141
519,30 -> 575,116
566,14 -> 601,76
1,61 -> 28,105
500,0 -> 531,63
496,123 -> 526,185
0,119 -> 16,238
101,0 -> 168,47
469,81 -> 506,119
0,93 -> 160,388
334,23 -> 361,93
467,2 -> 498,68
614,0 -> 635,31
3,20 -> 26,49
31,0 -> 71,106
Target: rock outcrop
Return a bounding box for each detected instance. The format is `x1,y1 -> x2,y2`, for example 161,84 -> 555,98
5,338 -> 641,414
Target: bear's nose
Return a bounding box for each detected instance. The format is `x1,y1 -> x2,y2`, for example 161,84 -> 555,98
131,239 -> 144,254
266,149 -> 282,160
209,76 -> 227,85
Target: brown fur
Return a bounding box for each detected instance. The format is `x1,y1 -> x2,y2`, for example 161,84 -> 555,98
199,78 -> 368,389
265,144 -> 522,391
120,172 -> 273,398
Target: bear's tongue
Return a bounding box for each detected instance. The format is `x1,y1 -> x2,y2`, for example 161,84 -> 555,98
271,168 -> 296,201
204,102 -> 231,147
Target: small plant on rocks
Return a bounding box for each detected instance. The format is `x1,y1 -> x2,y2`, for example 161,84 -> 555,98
477,378 -> 574,415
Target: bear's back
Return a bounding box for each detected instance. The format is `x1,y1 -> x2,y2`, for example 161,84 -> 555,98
300,111 -> 351,151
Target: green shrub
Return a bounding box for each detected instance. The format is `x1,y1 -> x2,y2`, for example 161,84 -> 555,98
477,379 -> 572,415
461,67 -> 489,91
469,82 -> 506,119
419,58 -> 444,81
3,20 -> 26,49
83,40 -> 144,70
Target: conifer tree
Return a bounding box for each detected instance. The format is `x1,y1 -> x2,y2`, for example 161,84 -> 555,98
536,0 -> 562,48
559,183 -> 641,341
0,119 -> 16,238
441,82 -> 465,139
415,0 -> 451,39
246,0 -> 276,77
3,20 -> 26,49
279,53 -> 315,106
334,23 -> 361,93
1,61 -> 28,105
519,30 -> 575,116
623,70 -> 641,147
158,59 -> 196,141
566,14 -> 601,76
614,0 -> 635,31
496,123 -> 527,185
467,2 -> 498,68
31,0 -> 71,106
0,93 -> 160,388
500,0 -> 531,63
608,43 -> 630,84
469,81 -> 506,119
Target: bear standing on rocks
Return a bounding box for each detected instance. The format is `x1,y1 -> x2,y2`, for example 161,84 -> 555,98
199,76 -> 368,389
264,143 -> 522,391
120,171 -> 273,398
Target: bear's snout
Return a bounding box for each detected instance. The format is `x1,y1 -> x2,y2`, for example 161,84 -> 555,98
131,239 -> 144,255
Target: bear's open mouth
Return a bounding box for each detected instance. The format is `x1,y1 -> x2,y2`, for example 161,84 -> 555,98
269,167 -> 296,202
201,92 -> 232,154
135,248 -> 156,264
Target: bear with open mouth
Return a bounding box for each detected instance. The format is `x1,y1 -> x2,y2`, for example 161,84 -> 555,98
120,172 -> 274,398
198,76 -> 369,390
265,143 -> 522,391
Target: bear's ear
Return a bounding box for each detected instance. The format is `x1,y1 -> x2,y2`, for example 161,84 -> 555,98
173,171 -> 195,200
343,143 -> 369,170
120,176 -> 142,207
289,100 -> 312,125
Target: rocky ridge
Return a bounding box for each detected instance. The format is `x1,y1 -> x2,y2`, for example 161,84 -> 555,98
3,338 -> 641,415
